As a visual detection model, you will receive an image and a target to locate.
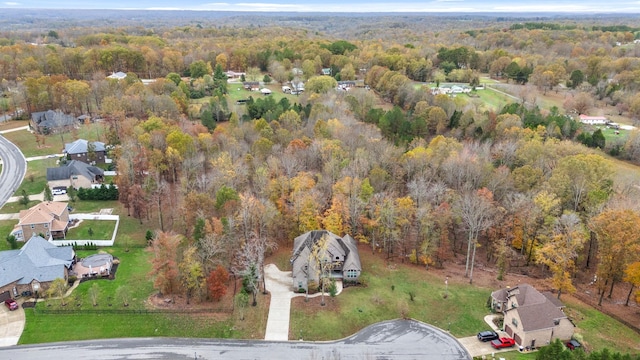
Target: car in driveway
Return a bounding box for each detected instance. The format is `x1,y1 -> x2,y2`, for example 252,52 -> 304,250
477,330 -> 499,342
4,298 -> 18,311
566,339 -> 582,350
491,337 -> 516,349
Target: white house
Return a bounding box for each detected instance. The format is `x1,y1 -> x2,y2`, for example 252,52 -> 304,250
579,114 -> 608,125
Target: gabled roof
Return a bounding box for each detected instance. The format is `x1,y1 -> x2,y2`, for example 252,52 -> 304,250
0,235 -> 74,287
497,284 -> 567,332
19,201 -> 68,226
47,160 -> 104,182
64,139 -> 106,154
31,110 -> 77,129
291,230 -> 361,271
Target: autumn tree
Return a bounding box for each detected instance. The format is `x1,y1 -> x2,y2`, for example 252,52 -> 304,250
208,265 -> 229,302
149,231 -> 182,296
179,245 -> 206,304
590,209 -> 640,305
623,262 -> 640,306
536,212 -> 587,299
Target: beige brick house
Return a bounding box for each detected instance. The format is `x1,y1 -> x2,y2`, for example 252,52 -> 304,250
491,284 -> 574,349
11,202 -> 70,242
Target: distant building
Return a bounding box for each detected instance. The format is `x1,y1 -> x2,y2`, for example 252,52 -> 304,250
243,81 -> 260,91
11,202 -> 70,242
107,71 -> 127,80
47,160 -> 104,190
579,114 -> 608,125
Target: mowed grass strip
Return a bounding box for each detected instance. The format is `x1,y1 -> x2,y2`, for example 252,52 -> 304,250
14,158 -> 56,196
64,220 -> 116,240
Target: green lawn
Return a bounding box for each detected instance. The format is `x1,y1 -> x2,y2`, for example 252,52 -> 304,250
1,123 -> 106,158
14,158 -> 58,196
0,200 -> 40,214
0,220 -> 19,250
472,88 -> 515,111
63,220 -> 116,240
290,249 -> 491,341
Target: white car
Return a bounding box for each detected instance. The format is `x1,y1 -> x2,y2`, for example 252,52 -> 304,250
52,187 -> 67,195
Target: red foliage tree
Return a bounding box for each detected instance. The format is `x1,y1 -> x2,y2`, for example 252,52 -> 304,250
207,265 -> 229,302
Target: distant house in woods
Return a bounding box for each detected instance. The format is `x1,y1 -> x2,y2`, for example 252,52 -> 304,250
491,284 -> 574,349
11,201 -> 70,242
321,68 -> 332,76
579,114 -> 608,125
225,71 -> 245,80
64,139 -> 106,164
243,81 -> 260,91
107,71 -> 127,80
0,235 -> 74,297
47,160 -> 104,190
290,230 -> 361,292
30,110 -> 78,134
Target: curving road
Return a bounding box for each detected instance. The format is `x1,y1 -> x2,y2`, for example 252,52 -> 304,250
0,133 -> 26,208
0,319 -> 471,360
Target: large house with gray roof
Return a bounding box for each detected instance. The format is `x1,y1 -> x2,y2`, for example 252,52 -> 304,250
290,230 -> 361,292
0,235 -> 74,297
30,110 -> 78,134
64,139 -> 107,164
491,284 -> 574,349
47,160 -> 104,190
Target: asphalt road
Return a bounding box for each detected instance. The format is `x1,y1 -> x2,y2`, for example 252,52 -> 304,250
0,134 -> 26,207
0,319 -> 471,360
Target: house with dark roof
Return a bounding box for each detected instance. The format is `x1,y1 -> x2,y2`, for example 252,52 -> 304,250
11,202 -> 70,242
30,110 -> 78,134
491,284 -> 574,349
243,81 -> 260,91
47,160 -> 104,190
0,235 -> 74,297
290,230 -> 361,292
64,139 -> 107,164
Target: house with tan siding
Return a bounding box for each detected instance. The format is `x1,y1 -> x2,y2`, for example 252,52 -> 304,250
491,284 -> 574,349
11,202 -> 70,242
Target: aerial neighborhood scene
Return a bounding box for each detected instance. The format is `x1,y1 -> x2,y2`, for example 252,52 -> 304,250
2,1 -> 640,359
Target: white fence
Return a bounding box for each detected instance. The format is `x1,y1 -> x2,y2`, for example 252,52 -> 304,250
51,214 -> 120,247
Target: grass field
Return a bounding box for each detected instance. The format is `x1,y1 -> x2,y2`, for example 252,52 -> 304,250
0,220 -> 18,251
13,158 -> 57,196
64,220 -> 116,240
1,123 -> 106,158
290,249 -> 491,341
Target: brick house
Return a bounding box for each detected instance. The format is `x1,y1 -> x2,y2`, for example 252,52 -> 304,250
64,139 -> 107,164
11,202 -> 70,242
491,284 -> 574,349
0,235 -> 74,297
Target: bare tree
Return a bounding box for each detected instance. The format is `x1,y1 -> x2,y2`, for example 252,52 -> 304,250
455,188 -> 496,284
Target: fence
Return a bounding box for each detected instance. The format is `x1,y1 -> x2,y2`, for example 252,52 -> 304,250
52,214 -> 120,247
35,308 -> 233,315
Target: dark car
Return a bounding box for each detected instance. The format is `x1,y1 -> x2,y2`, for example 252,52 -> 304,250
566,339 -> 582,350
477,331 -> 499,342
4,298 -> 18,311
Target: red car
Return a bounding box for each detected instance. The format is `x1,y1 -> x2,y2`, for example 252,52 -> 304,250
491,337 -> 516,349
4,298 -> 18,311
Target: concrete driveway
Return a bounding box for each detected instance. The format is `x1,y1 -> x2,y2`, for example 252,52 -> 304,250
0,301 -> 25,346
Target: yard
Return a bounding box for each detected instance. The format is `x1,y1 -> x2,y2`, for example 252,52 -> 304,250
1,122 -> 106,158
13,157 -> 57,196
64,219 -> 116,241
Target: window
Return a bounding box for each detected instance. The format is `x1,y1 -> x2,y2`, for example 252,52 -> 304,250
30,224 -> 35,229
77,154 -> 81,158
553,319 -> 560,326
512,318 -> 518,327
44,223 -> 48,228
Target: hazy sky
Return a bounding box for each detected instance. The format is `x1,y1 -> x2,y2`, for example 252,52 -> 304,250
1,0 -> 639,12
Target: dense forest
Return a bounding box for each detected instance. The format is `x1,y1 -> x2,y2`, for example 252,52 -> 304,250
2,11 -> 640,329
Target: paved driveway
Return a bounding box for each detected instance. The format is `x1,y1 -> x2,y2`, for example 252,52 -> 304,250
0,301 -> 25,347
458,336 -> 515,358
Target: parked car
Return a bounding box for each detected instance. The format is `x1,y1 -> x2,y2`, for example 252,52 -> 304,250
477,331 -> 499,342
491,337 -> 516,349
566,339 -> 582,350
4,298 -> 18,311
52,186 -> 67,195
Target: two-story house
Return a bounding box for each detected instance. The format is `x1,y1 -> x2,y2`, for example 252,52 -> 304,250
491,284 -> 574,349
11,202 -> 70,242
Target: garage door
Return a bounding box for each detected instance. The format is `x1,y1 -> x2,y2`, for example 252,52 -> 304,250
514,333 -> 522,346
0,291 -> 10,302
505,324 -> 513,337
